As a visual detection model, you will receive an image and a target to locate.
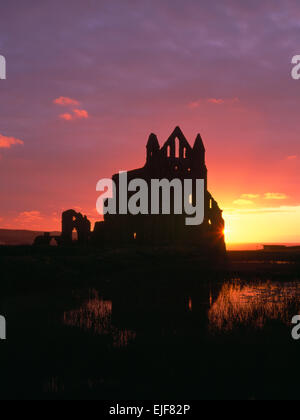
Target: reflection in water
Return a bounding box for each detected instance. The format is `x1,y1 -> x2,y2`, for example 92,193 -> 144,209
234,260 -> 294,265
43,376 -> 65,394
63,289 -> 136,348
62,280 -> 300,344
209,279 -> 300,331
18,278 -> 300,398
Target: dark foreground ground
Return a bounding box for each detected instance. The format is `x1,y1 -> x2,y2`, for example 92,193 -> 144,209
0,245 -> 300,400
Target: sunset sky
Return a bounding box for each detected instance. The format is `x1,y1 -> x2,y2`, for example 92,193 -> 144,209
0,0 -> 300,245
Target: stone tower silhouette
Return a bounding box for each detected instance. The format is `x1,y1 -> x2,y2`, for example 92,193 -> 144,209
93,127 -> 226,253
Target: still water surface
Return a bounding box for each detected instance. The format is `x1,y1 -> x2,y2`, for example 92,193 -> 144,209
2,276 -> 300,399
62,279 -> 300,341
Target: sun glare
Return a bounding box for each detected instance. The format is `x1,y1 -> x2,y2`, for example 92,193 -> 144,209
223,227 -> 230,239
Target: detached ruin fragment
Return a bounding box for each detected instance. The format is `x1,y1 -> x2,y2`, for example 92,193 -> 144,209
61,209 -> 91,245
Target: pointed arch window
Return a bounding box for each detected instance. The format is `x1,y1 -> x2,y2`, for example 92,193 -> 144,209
167,145 -> 171,158
175,138 -> 180,158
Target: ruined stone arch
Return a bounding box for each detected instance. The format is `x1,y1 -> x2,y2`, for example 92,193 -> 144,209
61,209 -> 91,245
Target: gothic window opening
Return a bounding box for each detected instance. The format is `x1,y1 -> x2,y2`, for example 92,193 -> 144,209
175,138 -> 180,158
167,145 -> 171,158
73,229 -> 78,241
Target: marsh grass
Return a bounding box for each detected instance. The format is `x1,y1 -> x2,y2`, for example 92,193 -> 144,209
0,246 -> 300,400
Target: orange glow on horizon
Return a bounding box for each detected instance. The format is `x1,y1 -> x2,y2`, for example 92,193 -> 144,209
1,203 -> 300,248
1,125 -> 299,247
223,205 -> 300,245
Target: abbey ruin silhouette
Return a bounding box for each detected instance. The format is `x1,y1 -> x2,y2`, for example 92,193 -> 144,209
36,127 -> 225,253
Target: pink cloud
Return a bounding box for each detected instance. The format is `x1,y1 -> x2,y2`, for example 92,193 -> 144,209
73,109 -> 89,118
0,134 -> 24,149
60,113 -> 74,121
287,155 -> 297,160
13,211 -> 45,230
53,96 -> 80,106
60,109 -> 89,121
17,211 -> 43,221
188,97 -> 239,108
73,109 -> 89,119
14,211 -> 42,226
208,98 -> 225,105
208,97 -> 239,105
188,101 -> 202,109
